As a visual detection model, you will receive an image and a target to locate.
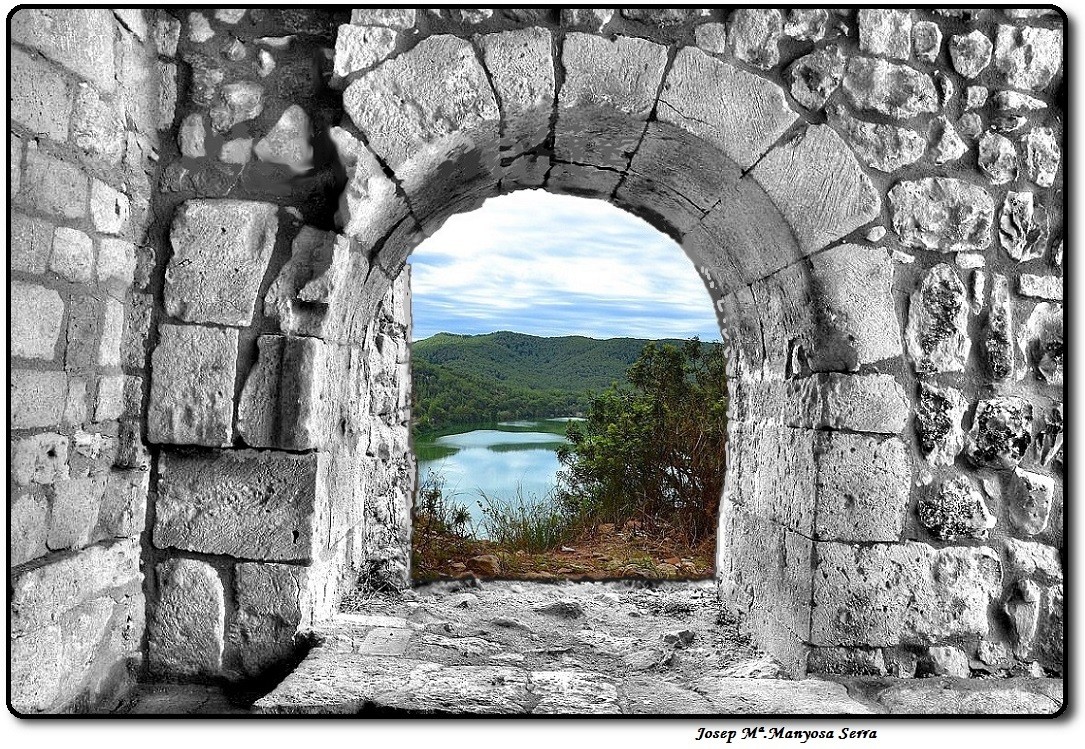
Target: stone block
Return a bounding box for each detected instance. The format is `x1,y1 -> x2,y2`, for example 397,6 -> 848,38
11,538 -> 141,634
1007,467 -> 1055,536
21,146 -> 88,220
915,381 -> 967,466
555,33 -> 666,170
148,559 -> 225,678
815,433 -> 911,542
264,227 -> 350,337
811,542 -> 1002,647
210,81 -> 264,133
10,433 -> 70,487
165,200 -> 279,326
858,9 -> 912,61
71,83 -> 125,164
725,421 -> 816,537
10,282 -> 64,361
11,213 -> 54,275
889,177 -> 995,252
792,373 -> 909,434
906,264 -> 970,374
343,34 -> 499,176
11,491 -> 49,567
807,646 -> 887,676
10,46 -> 72,141
98,299 -> 124,367
478,27 -> 554,154
254,105 -> 313,169
147,324 -> 239,447
154,449 -> 321,561
94,374 -> 124,422
918,475 -> 995,541
329,127 -> 410,250
842,57 -> 938,118
90,180 -> 130,235
993,25 -> 1062,90
965,396 -> 1033,470
333,24 -> 397,80
827,105 -> 925,172
11,8 -> 117,92
63,295 -> 102,374
1022,127 -> 1060,188
805,243 -> 901,368
234,563 -> 309,675
1002,538 -> 1061,585
728,8 -> 783,69
545,162 -> 621,198
47,476 -> 107,551
659,47 -> 796,170
238,335 -> 325,450
750,126 -> 881,256
10,369 -> 67,429
96,469 -> 149,539
351,9 -> 416,28
96,238 -> 136,289
50,226 -> 94,283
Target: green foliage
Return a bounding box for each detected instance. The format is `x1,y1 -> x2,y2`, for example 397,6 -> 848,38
556,338 -> 728,544
411,332 -> 690,433
476,487 -> 577,553
413,470 -> 475,539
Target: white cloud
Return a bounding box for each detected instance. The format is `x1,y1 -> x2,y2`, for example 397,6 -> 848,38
410,191 -> 721,340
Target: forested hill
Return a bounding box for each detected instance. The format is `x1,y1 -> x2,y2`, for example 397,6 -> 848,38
411,331 -> 689,433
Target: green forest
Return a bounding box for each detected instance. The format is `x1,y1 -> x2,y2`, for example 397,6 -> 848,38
410,331 -> 692,433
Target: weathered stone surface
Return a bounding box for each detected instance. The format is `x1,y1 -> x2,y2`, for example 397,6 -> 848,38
998,191 -> 1048,262
805,243 -> 901,368
149,559 -> 224,678
965,397 -> 1034,470
97,469 -> 149,539
71,83 -> 125,164
858,9 -> 912,61
1003,538 -> 1062,585
842,57 -> 938,119
751,126 -> 880,255
993,25 -> 1063,90
155,449 -> 320,560
254,105 -> 313,170
147,324 -> 238,447
783,9 -> 831,42
210,81 -> 264,133
48,476 -> 107,551
912,21 -> 942,62
659,47 -> 796,169
165,200 -> 279,326
1018,302 -> 1063,385
929,117 -> 968,164
556,33 -> 667,170
815,433 -> 910,542
530,671 -> 621,714
333,24 -> 397,80
90,180 -> 130,236
788,46 -> 845,111
10,432 -> 69,487
238,334 -> 325,450
983,274 -> 1015,379
1022,127 -> 1060,188
692,22 -> 726,54
264,229 -> 352,338
925,646 -> 971,678
1005,578 -> 1041,658
351,8 -> 416,28
727,9 -> 782,70
919,475 -> 995,541
11,539 -> 140,634
1031,403 -> 1063,469
187,11 -> 213,42
1018,274 -> 1062,301
828,105 -> 925,172
949,30 -> 993,78
807,646 -> 887,676
875,678 -> 1061,714
235,563 -> 308,675
10,47 -> 72,142
22,147 -> 89,220
50,226 -> 94,283
792,373 -> 909,435
812,542 -> 1002,646
329,127 -> 409,250
916,381 -> 967,466
478,27 -> 554,154
906,264 -> 970,374
178,114 -> 206,158
344,35 -> 499,171
621,677 -> 716,713
690,677 -> 874,714
11,213 -> 53,275
1007,467 -> 1054,536
889,178 -> 995,252
11,282 -> 64,361
11,8 -> 116,92
978,132 -> 1017,184
559,8 -> 613,33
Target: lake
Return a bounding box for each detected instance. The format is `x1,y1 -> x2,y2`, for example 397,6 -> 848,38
414,418 -> 581,537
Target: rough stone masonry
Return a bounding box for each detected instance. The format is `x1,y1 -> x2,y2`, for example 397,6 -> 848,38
8,8 -> 1064,713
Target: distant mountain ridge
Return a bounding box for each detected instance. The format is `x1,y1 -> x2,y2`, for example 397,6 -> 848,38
410,331 -> 695,433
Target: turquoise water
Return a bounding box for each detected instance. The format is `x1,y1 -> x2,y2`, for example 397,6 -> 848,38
414,419 -> 579,536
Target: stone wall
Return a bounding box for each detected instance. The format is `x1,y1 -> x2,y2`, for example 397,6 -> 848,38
9,8 -> 164,712
9,8 -> 1064,707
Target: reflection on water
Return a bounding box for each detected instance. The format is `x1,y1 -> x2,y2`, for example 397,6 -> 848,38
414,419 -> 581,535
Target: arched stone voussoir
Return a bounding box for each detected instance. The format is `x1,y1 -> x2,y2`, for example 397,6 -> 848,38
555,33 -> 669,171
657,46 -> 797,171
329,127 -> 411,252
477,26 -> 555,157
343,33 -> 501,183
747,124 -> 882,256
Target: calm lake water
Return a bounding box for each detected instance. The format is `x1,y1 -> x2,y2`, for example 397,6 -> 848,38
414,419 -> 581,536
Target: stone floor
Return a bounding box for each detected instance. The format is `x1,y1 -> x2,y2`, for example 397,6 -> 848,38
122,580 -> 1063,716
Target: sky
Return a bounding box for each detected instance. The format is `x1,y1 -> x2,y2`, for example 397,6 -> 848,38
409,190 -> 722,342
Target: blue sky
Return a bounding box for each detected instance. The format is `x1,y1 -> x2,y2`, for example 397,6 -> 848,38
409,191 -> 721,341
